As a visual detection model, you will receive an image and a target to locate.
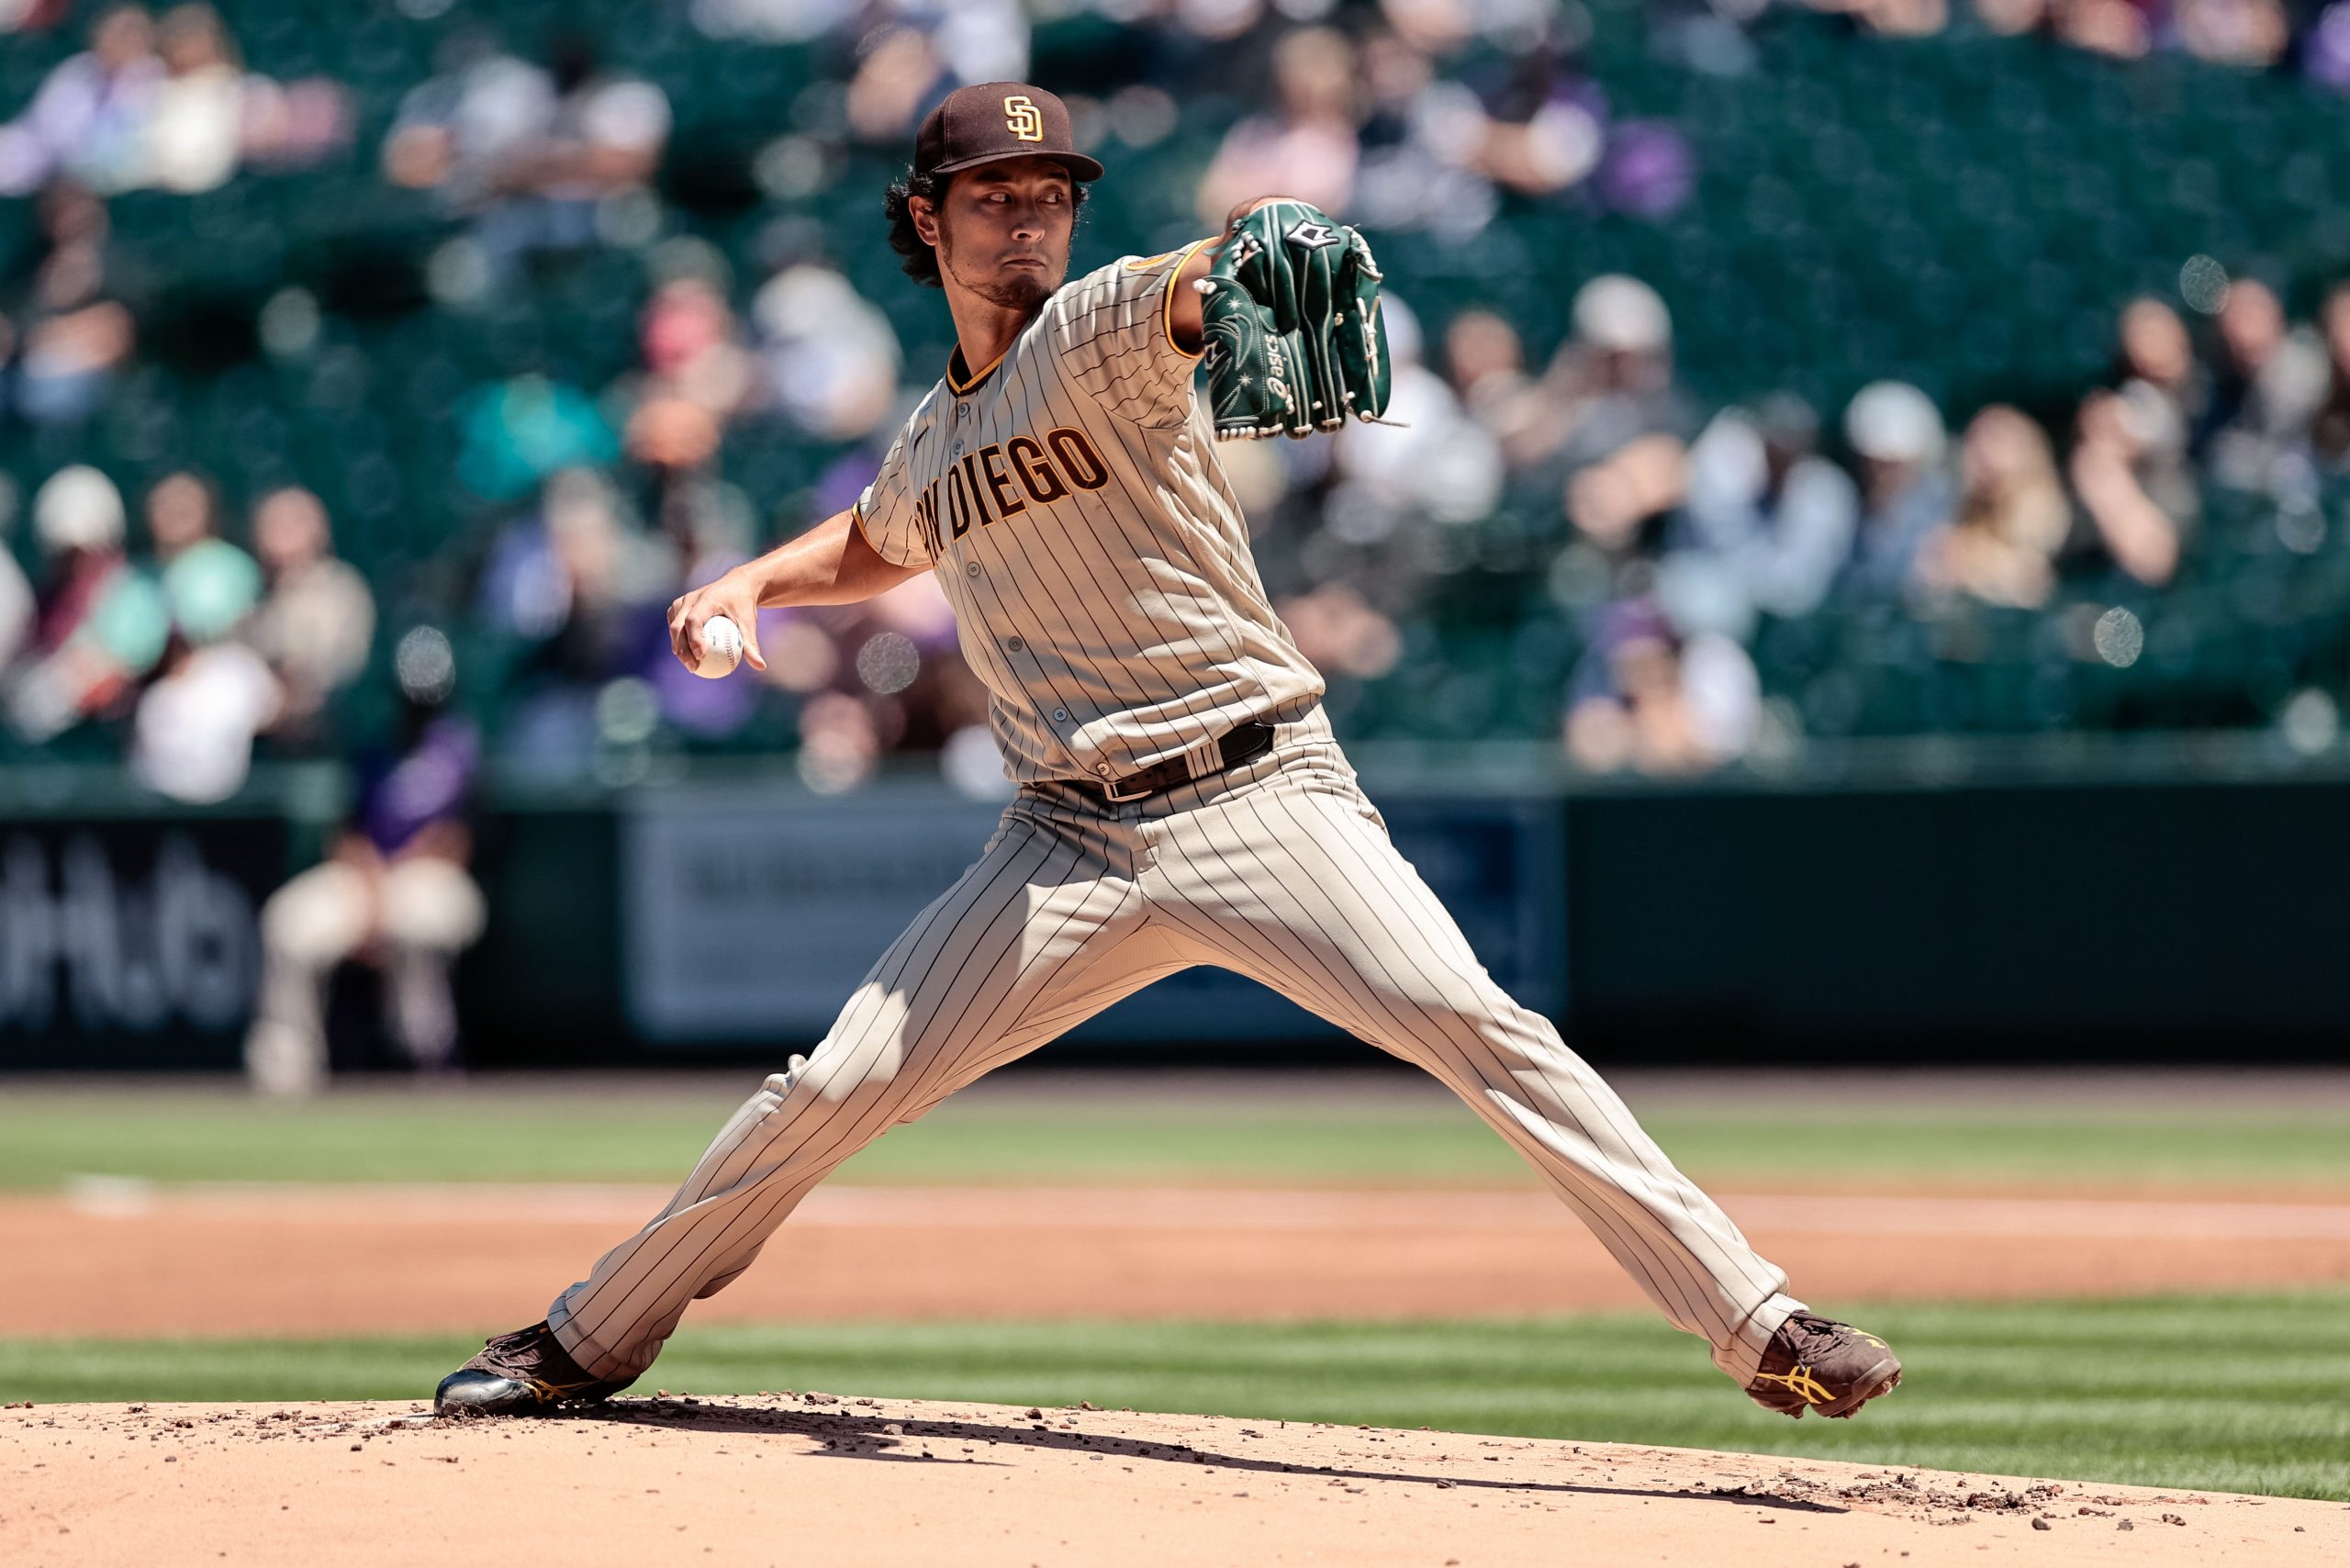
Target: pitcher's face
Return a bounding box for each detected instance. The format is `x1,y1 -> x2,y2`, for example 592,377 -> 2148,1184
917,158 -> 1076,314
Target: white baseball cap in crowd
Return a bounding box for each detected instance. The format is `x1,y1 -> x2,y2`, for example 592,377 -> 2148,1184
1572,274 -> 1672,353
1844,380 -> 1946,465
33,465 -> 126,554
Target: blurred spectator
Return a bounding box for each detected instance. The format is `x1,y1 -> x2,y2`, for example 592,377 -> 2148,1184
477,468 -> 675,768
146,470 -> 261,636
3,181 -> 139,428
1914,405 -> 2066,609
0,481 -> 31,673
621,276 -> 755,474
841,1 -> 1034,144
752,259 -> 904,442
2109,297 -> 2205,507
1841,380 -> 1954,596
141,3 -> 243,193
1516,276 -> 1699,480
880,1 -> 1029,100
458,373 -> 620,502
0,4 -> 161,196
845,23 -> 947,146
2072,385 -> 2187,587
385,30 -> 671,273
6,465 -> 166,740
0,0 -> 73,32
1567,431 -> 1688,554
246,486 -> 375,737
2204,278 -> 2327,495
1327,297 -> 1504,537
1196,28 -> 1361,227
129,625 -> 278,801
2173,0 -> 2290,67
0,3 -> 341,198
129,469 -> 276,798
245,666 -> 485,1099
1661,394 -> 1859,639
1443,308 -> 1550,461
1351,25 -> 1503,237
1478,22 -> 1613,204
2308,2 -> 2350,92
1565,600 -> 1759,776
691,0 -> 859,45
1975,0 -> 2154,57
1275,581 -> 1404,682
2309,284 -> 2350,472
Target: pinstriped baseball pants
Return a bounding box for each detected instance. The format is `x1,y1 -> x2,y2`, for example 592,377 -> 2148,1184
545,710 -> 1806,1386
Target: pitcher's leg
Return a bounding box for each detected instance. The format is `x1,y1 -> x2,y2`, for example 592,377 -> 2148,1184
545,811 -> 1156,1381
1152,774 -> 1800,1384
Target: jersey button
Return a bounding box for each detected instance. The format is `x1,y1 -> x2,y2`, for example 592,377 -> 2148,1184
965,561 -> 981,577
1095,764 -> 1114,778
952,442 -> 965,455
1006,635 -> 1024,654
1052,708 -> 1069,722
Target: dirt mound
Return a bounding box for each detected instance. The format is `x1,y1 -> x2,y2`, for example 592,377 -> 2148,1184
6,1395 -> 2340,1567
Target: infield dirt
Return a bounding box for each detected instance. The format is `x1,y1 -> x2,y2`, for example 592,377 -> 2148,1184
11,1183 -> 2350,1336
6,1394 -> 2341,1568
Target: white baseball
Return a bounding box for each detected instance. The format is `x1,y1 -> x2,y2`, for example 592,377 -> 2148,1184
692,615 -> 744,678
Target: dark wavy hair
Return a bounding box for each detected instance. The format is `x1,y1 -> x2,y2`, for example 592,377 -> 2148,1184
883,166 -> 1091,288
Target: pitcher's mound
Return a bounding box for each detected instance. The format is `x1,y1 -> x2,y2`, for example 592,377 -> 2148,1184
6,1394 -> 2338,1566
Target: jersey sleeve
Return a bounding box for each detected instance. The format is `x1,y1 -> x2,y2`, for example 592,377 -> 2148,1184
1043,242 -> 1211,427
851,415 -> 931,568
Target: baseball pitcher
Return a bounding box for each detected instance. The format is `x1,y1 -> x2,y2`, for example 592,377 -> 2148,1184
435,84 -> 1901,1425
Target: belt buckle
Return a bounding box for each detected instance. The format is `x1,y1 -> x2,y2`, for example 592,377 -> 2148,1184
1096,772 -> 1154,804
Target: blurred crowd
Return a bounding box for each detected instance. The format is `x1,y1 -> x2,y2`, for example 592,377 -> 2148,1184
1261,265 -> 2344,775
1710,0 -> 2350,80
0,2 -> 346,196
2,0 -> 2348,801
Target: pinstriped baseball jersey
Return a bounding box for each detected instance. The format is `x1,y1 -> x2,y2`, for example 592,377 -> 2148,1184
513,216 -> 1840,1419
852,245 -> 1323,786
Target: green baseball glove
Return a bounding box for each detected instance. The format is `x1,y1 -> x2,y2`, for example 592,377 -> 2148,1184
1196,200 -> 1393,441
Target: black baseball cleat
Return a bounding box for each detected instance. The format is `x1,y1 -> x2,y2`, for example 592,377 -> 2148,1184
433,1321 -> 635,1416
1743,1312 -> 1902,1420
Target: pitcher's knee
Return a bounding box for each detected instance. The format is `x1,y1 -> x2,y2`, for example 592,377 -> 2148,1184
767,1028 -> 925,1117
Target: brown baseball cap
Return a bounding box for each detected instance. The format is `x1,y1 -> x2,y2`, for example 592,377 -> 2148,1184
913,82 -> 1103,184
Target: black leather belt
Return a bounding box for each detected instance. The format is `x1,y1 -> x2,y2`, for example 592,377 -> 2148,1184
1072,721 -> 1278,804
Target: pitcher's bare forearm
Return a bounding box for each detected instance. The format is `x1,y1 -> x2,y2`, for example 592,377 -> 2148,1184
666,509 -> 927,672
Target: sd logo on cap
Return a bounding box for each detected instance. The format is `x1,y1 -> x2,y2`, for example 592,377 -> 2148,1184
913,82 -> 1103,183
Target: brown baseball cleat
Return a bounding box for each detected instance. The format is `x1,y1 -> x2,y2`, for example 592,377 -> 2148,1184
433,1322 -> 635,1416
1743,1312 -> 1902,1420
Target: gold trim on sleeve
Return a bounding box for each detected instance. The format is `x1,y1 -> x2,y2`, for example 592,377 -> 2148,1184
1162,238 -> 1212,361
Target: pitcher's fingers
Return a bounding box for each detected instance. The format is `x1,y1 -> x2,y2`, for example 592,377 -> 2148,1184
739,612 -> 767,672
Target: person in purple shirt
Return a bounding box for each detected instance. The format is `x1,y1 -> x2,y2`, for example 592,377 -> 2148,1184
0,6 -> 165,197
243,678 -> 487,1098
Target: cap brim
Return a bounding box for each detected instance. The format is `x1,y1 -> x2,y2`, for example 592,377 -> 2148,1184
929,149 -> 1104,183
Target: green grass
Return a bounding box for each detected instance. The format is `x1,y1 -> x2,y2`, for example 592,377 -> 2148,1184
4,1080 -> 2349,1191
5,1292 -> 2345,1501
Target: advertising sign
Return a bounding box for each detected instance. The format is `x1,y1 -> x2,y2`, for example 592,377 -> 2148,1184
0,818 -> 286,1069
621,783 -> 1565,1046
